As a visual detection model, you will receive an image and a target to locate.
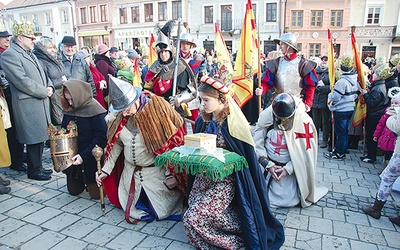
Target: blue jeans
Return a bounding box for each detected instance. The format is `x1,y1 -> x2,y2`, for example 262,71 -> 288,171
333,111 -> 353,154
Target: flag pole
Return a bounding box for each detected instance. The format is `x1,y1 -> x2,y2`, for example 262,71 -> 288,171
257,9 -> 262,114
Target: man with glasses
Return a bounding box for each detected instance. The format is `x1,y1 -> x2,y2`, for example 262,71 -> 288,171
60,36 -> 96,98
1,20 -> 54,180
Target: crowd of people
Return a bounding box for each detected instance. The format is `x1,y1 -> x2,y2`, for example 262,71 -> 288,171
1,17 -> 400,250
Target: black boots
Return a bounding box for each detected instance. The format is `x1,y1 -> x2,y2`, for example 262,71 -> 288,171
0,176 -> 10,186
389,216 -> 400,226
362,198 -> 386,219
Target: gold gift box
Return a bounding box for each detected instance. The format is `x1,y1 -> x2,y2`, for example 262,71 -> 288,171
184,133 -> 216,152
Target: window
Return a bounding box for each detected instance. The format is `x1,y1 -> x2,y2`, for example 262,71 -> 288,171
32,14 -> 37,24
204,6 -> 213,24
311,10 -> 323,27
252,3 -> 257,24
367,6 -> 381,25
172,1 -> 182,20
330,10 -> 342,27
120,7 -> 127,24
89,6 -> 97,23
62,10 -> 68,23
80,8 -> 87,24
291,11 -> 302,27
131,6 -> 140,23
45,13 -> 51,25
309,43 -> 321,57
158,2 -> 167,21
221,4 -> 232,31
144,3 -> 153,22
100,4 -> 107,22
296,43 -> 302,52
266,3 -> 277,22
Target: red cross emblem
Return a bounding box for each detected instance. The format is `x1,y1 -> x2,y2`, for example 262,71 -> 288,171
269,132 -> 288,155
295,122 -> 314,150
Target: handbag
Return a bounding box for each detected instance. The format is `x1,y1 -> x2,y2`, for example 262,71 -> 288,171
0,89 -> 11,129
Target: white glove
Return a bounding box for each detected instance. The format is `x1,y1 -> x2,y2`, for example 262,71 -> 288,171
71,154 -> 83,165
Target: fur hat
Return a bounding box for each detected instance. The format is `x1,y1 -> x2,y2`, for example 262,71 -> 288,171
12,20 -> 34,37
97,44 -> 109,55
373,63 -> 393,80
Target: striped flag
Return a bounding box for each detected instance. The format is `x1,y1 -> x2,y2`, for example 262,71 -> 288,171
351,31 -> 367,127
231,0 -> 258,107
148,33 -> 157,67
327,29 -> 336,89
132,58 -> 142,87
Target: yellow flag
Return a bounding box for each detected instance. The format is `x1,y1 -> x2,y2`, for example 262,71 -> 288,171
148,33 -> 157,67
214,23 -> 234,88
231,0 -> 258,107
132,58 -> 142,87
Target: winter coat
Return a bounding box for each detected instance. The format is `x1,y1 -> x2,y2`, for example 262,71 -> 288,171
373,107 -> 396,151
312,66 -> 330,109
33,44 -> 67,125
94,54 -> 115,84
328,73 -> 358,112
88,62 -> 106,108
61,52 -> 96,98
364,79 -> 389,118
1,42 -> 53,144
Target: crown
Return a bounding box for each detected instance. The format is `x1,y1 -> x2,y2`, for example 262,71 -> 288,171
390,53 -> 400,66
340,55 -> 353,68
373,63 -> 393,80
47,121 -> 78,141
12,20 -> 34,37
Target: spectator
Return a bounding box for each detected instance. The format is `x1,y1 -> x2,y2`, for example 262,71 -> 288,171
359,62 -> 391,163
109,46 -> 119,71
94,44 -> 116,107
60,36 -> 96,98
0,20 -> 26,172
254,93 -> 328,208
1,20 -> 54,180
324,55 -> 359,160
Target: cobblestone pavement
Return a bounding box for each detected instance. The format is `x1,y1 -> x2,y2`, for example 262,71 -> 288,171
0,136 -> 399,249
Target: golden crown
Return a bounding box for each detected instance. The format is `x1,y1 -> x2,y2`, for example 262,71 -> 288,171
47,121 -> 78,141
12,20 -> 34,37
340,55 -> 354,69
390,53 -> 400,66
373,63 -> 393,80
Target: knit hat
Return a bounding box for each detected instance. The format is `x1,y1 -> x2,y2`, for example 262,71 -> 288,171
127,50 -> 139,60
0,19 -> 11,37
340,54 -> 354,72
110,47 -> 118,53
97,44 -> 109,55
61,36 -> 76,46
373,63 -> 393,80
12,20 -> 34,37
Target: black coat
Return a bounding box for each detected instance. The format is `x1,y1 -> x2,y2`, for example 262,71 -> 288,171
364,80 -> 389,118
312,66 -> 330,109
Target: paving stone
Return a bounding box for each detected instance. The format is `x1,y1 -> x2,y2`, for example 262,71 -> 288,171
12,184 -> 45,198
382,229 -> 400,249
357,225 -> 387,245
96,206 -> 125,226
135,235 -> 172,249
0,217 -> 26,237
83,223 -> 124,246
333,183 -> 352,194
323,207 -> 345,221
165,241 -> 196,250
105,229 -> 147,249
5,201 -> 44,219
324,174 -> 341,183
322,235 -> 351,250
26,188 -> 62,203
22,206 -> 62,225
164,222 -> 190,243
78,202 -> 104,220
351,186 -> 372,197
341,177 -> 359,186
0,197 -> 26,213
333,221 -> 358,239
140,220 -> 176,237
43,193 -> 78,209
300,205 -> 322,217
61,197 -> 97,214
51,237 -> 88,250
309,217 -> 332,234
41,212 -> 81,231
285,214 -> 309,230
20,230 -> 65,250
295,233 -> 322,250
369,216 -> 396,231
60,217 -> 102,239
0,224 -> 42,248
349,240 -> 378,250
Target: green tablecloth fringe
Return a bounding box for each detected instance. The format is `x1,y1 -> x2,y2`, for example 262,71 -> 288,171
154,149 -> 249,181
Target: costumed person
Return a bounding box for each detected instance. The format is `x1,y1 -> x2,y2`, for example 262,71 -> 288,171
0,19 -> 26,172
183,75 -> 285,250
143,30 -> 199,125
359,62 -> 390,164
254,93 -> 328,208
257,33 -> 318,112
324,55 -> 359,160
1,20 -> 54,181
33,37 -> 68,126
0,81 -> 11,194
361,95 -> 400,226
60,79 -> 107,199
96,76 -> 187,224
77,49 -> 107,108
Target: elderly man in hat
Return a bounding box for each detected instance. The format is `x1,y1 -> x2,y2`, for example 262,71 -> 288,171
60,35 -> 96,98
1,20 -> 54,180
257,33 -> 318,112
0,20 -> 27,175
96,76 -> 186,224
